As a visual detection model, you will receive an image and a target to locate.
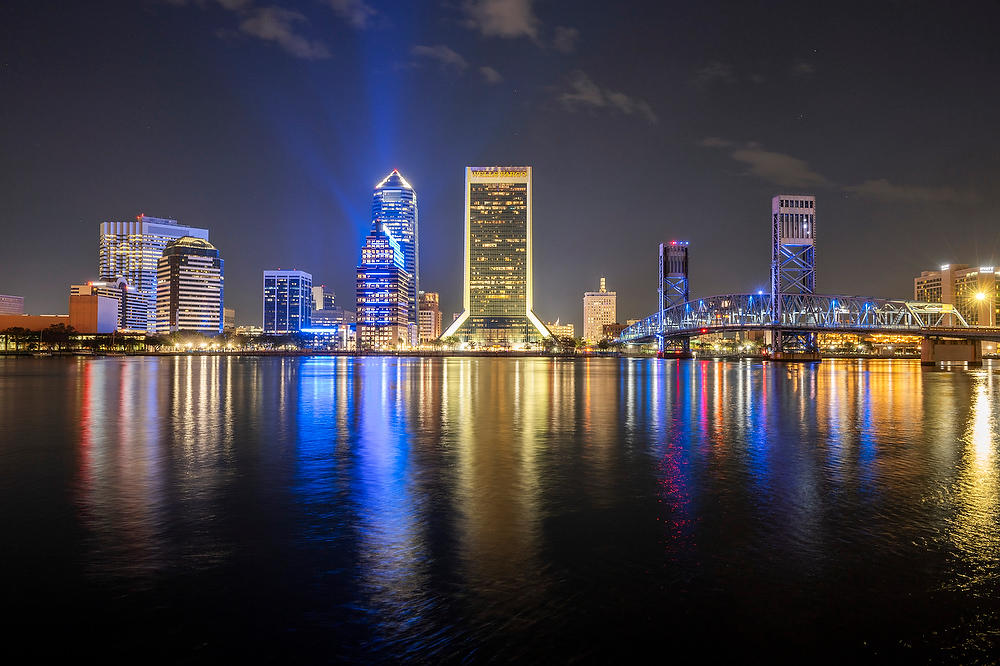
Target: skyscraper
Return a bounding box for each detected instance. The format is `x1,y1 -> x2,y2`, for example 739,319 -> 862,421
311,285 -> 336,311
583,277 -> 617,341
356,220 -> 412,349
442,166 -> 549,346
99,215 -> 210,332
915,264 -> 997,326
0,295 -> 24,315
417,291 -> 442,342
372,169 -> 418,343
263,270 -> 312,334
155,237 -> 224,333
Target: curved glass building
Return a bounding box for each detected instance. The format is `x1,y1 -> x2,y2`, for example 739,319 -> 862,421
372,170 -> 418,344
155,236 -> 224,333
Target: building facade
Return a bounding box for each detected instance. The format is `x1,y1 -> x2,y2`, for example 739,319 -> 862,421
71,278 -> 144,331
442,166 -> 549,346
417,291 -> 443,342
545,320 -> 575,338
263,270 -> 312,334
583,277 -> 617,341
356,221 -> 412,349
372,170 -> 419,343
155,237 -> 224,334
69,294 -> 119,334
0,295 -> 24,315
312,285 -> 336,311
915,264 -> 997,326
99,215 -> 210,332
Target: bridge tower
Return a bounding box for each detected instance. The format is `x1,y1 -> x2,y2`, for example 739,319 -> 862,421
659,241 -> 689,353
771,195 -> 817,353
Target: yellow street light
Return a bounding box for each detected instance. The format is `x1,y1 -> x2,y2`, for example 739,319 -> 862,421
975,292 -> 987,301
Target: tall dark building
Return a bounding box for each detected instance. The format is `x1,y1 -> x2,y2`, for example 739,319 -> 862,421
262,270 -> 312,334
372,169 -> 418,344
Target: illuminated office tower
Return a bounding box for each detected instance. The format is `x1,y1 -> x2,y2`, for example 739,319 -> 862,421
155,237 -> 224,333
356,220 -> 412,349
372,170 -> 419,343
263,270 -> 312,334
583,277 -> 617,341
71,278 -> 144,330
915,264 -> 997,326
418,291 -> 442,342
99,214 -> 210,332
0,295 -> 24,315
442,166 -> 549,346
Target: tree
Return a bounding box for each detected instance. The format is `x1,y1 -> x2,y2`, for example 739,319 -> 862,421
43,323 -> 76,351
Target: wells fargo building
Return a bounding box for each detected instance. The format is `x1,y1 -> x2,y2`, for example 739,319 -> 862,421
443,166 -> 549,346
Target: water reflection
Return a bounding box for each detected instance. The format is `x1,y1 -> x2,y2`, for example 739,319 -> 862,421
4,355 -> 993,660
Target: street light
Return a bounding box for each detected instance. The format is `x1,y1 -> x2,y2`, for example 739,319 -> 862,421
975,292 -> 987,301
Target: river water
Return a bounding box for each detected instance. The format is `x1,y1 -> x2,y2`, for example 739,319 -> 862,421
1,356 -> 997,662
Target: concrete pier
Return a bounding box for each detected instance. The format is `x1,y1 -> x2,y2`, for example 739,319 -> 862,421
921,338 -> 982,366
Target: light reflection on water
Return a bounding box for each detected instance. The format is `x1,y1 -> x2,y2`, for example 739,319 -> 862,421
1,356 -> 998,661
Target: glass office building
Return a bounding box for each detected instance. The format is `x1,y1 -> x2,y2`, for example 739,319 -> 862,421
263,270 -> 312,334
372,170 -> 418,344
99,215 -> 210,332
442,166 -> 549,346
356,221 -> 412,349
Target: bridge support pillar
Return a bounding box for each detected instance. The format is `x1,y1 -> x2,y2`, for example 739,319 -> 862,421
921,338 -> 982,366
657,337 -> 692,359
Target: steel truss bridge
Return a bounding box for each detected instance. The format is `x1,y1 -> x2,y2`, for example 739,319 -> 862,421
619,293 -> 1000,344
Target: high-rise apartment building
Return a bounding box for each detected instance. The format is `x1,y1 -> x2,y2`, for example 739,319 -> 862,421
418,291 -> 442,342
583,277 -> 617,341
71,278 -> 144,331
99,215 -> 210,332
263,270 -> 312,334
356,221 -> 412,349
372,170 -> 419,343
443,166 -> 549,346
155,237 -> 224,334
915,264 -> 998,326
0,295 -> 24,315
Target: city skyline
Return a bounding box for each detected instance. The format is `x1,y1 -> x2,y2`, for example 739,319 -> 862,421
4,1 -> 999,333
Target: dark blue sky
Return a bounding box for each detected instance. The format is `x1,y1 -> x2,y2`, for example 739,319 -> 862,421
3,0 -> 999,330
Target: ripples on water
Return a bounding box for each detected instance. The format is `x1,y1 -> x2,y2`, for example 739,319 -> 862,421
0,356 -> 998,662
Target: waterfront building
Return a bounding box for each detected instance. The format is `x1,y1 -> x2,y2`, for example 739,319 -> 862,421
372,170 -> 419,343
0,295 -> 24,315
915,264 -> 998,326
312,285 -> 336,311
263,270 -> 312,334
356,220 -> 412,349
442,166 -> 549,346
583,277 -> 617,341
545,320 -> 575,338
602,323 -> 628,339
300,323 -> 357,351
223,308 -> 236,331
71,279 -> 144,330
69,293 -> 119,334
99,214 -> 210,332
418,291 -> 443,342
155,237 -> 224,334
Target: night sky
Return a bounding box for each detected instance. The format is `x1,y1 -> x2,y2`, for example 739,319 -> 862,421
3,0 -> 999,330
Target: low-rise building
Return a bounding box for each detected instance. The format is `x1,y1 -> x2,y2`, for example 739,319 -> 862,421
915,264 -> 998,326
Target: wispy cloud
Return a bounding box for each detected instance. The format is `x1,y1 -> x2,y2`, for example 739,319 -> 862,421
701,138 -> 977,202
694,61 -> 735,89
462,0 -> 539,39
791,61 -> 815,77
558,71 -> 658,124
238,7 -> 330,60
552,26 -> 579,53
411,44 -> 469,71
324,0 -> 376,28
844,179 -> 977,204
479,65 -> 503,84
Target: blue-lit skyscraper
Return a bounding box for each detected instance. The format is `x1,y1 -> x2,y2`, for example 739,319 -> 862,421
263,270 -> 312,334
356,220 -> 412,349
371,169 -> 418,343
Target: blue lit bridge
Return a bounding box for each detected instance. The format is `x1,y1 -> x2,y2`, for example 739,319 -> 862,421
618,195 -> 1000,364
